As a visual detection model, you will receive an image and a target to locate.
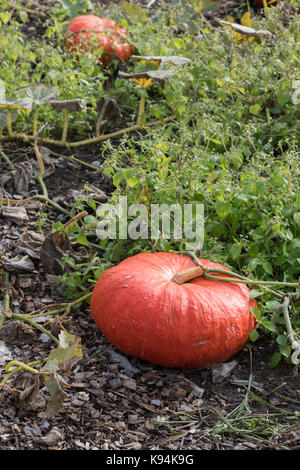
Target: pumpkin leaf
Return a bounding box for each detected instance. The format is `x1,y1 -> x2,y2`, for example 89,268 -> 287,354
0,97 -> 33,111
26,85 -> 58,105
0,108 -> 18,128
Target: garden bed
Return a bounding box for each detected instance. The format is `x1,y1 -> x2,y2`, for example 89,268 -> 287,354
0,0 -> 299,451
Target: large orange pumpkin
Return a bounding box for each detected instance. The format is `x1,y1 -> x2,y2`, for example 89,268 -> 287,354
64,15 -> 132,66
90,252 -> 256,368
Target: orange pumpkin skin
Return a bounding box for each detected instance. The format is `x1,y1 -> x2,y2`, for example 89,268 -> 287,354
90,252 -> 256,369
64,15 -> 132,66
254,0 -> 278,6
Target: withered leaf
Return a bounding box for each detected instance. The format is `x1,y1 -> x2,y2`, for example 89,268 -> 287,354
119,69 -> 176,88
13,372 -> 46,412
11,161 -> 34,194
50,99 -> 86,112
17,230 -> 45,260
1,206 -> 29,226
96,97 -> 122,120
42,330 -> 83,374
44,374 -> 68,418
41,331 -> 83,417
0,255 -> 35,274
217,18 -> 276,42
40,230 -> 71,275
131,55 -> 191,67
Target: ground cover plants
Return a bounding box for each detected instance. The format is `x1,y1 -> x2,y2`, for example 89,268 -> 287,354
0,0 -> 300,450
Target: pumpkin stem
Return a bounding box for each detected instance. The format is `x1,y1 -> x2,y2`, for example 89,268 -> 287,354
172,265 -> 204,284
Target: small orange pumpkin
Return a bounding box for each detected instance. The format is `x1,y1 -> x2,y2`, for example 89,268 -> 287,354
64,15 -> 132,66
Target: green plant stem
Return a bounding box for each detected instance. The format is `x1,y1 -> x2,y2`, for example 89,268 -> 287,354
0,193 -> 71,216
37,195 -> 71,215
204,272 -> 300,289
183,251 -> 297,295
5,360 -> 41,375
21,291 -> 92,319
0,116 -> 174,148
96,104 -> 108,137
0,272 -> 10,327
0,148 -> 16,170
11,313 -> 59,344
8,2 -> 47,17
7,111 -> 13,137
61,109 -> 69,145
68,155 -> 100,170
34,137 -> 45,177
0,360 -> 42,391
37,175 -> 48,199
137,94 -> 146,127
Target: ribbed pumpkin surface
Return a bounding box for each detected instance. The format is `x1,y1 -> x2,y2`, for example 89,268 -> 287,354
65,15 -> 132,65
90,252 -> 256,368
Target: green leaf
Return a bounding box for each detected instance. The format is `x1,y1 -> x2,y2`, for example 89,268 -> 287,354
0,97 -> 32,111
230,244 -> 241,260
0,11 -> 12,24
276,335 -> 287,347
215,200 -> 232,219
250,289 -> 264,300
294,212 -> 300,228
270,351 -> 281,368
18,9 -> 28,23
27,85 -> 58,105
249,329 -> 259,342
84,215 -> 98,225
57,0 -> 93,19
249,104 -> 261,115
123,169 -> 141,188
279,345 -> 291,358
76,233 -> 89,246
